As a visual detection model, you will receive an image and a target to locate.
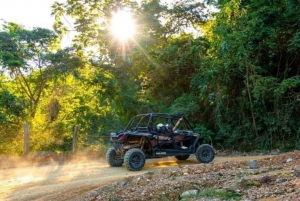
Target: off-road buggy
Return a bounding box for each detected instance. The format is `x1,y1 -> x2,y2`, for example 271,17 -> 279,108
106,113 -> 215,171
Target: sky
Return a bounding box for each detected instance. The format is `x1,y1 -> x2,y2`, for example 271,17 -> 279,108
0,0 -> 58,30
0,0 -> 202,46
0,0 -> 75,46
0,0 -> 170,30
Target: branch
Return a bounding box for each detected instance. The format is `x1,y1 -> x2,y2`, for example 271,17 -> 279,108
14,69 -> 35,103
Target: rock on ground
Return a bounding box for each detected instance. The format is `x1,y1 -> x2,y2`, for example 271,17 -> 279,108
83,151 -> 300,201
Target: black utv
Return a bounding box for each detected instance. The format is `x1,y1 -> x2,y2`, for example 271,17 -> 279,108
106,113 -> 215,171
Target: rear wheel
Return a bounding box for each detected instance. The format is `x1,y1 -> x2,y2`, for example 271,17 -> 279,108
175,154 -> 190,160
106,147 -> 124,167
195,144 -> 215,163
124,148 -> 146,171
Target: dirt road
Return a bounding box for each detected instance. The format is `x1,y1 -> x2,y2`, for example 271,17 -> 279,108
0,155 -> 269,201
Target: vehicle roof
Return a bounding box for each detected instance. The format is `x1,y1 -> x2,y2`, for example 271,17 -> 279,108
133,113 -> 186,119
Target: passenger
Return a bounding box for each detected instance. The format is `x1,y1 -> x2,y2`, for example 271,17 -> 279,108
156,118 -> 187,149
172,117 -> 183,131
173,118 -> 187,149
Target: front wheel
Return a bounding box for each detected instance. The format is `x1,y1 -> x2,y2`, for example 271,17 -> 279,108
124,148 -> 146,171
195,144 -> 215,163
106,147 -> 124,167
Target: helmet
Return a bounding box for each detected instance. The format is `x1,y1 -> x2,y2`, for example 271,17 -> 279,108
157,123 -> 164,130
165,124 -> 171,128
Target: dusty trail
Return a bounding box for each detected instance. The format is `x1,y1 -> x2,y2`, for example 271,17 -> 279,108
0,155 -> 269,201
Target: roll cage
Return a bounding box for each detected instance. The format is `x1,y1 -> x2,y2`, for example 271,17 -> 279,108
123,113 -> 194,133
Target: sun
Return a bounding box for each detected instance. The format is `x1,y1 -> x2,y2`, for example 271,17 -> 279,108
110,10 -> 136,41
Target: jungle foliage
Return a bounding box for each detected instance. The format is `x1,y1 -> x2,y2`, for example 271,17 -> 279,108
0,0 -> 300,155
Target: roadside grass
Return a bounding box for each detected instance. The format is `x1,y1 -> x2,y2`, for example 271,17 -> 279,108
180,187 -> 242,201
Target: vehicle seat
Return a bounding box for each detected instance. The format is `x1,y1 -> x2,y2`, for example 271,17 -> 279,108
154,125 -> 171,142
151,126 -> 158,134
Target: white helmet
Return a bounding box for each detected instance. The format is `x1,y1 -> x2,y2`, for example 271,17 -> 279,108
157,123 -> 164,130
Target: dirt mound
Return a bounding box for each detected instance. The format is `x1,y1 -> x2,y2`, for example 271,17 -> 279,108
82,151 -> 300,201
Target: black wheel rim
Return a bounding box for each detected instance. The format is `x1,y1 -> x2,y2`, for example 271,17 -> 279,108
201,149 -> 211,159
131,153 -> 142,168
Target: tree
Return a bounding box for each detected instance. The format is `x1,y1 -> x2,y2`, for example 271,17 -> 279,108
193,0 -> 300,150
52,0 -> 212,111
0,22 -> 82,118
145,35 -> 209,110
0,74 -> 25,155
